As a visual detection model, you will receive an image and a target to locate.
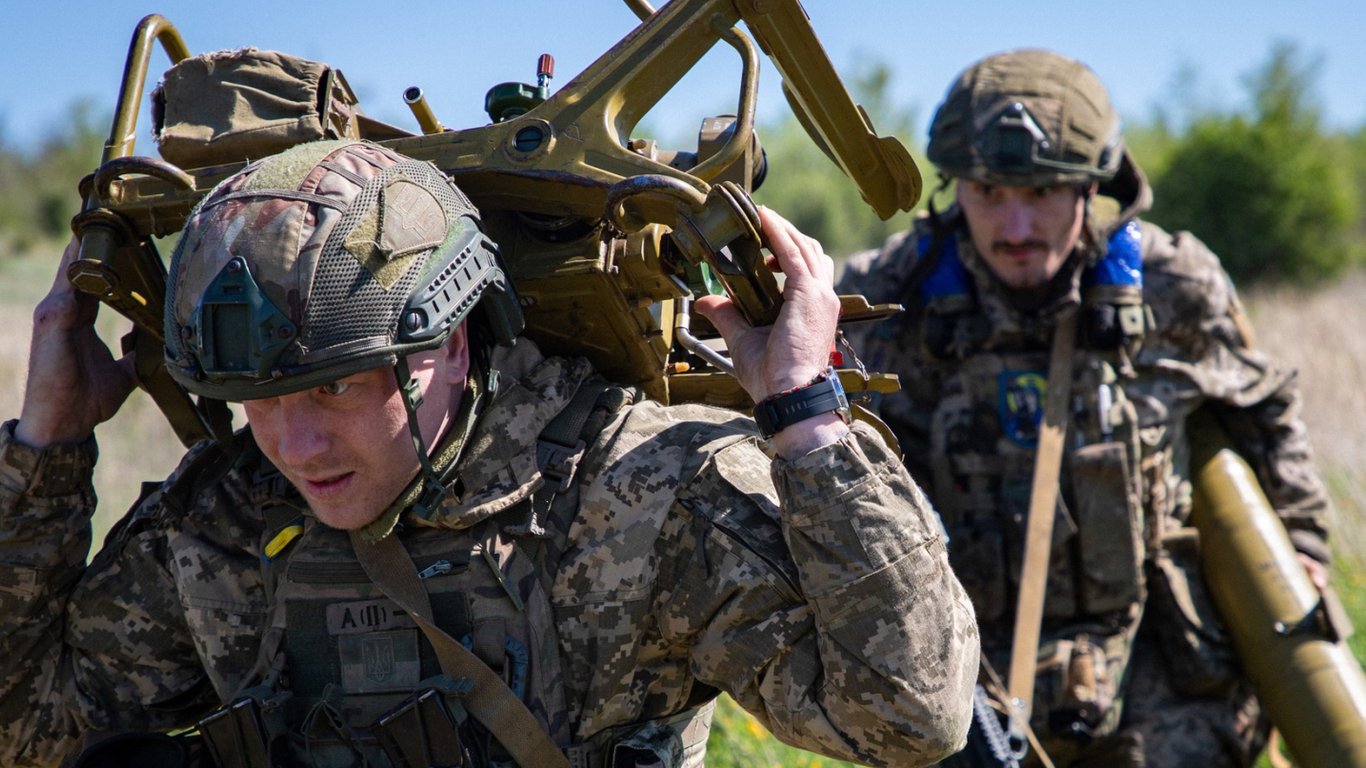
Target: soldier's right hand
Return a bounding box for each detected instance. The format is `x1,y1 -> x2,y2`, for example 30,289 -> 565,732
15,237 -> 138,448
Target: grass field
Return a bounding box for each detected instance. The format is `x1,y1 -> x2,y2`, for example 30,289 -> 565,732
1,243 -> 1361,767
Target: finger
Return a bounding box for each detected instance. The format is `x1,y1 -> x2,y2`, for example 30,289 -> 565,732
757,207 -> 808,277
757,206 -> 832,284
52,237 -> 82,291
692,294 -> 749,344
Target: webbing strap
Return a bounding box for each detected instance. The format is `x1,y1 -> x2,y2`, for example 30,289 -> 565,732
1005,309 -> 1078,744
512,378 -> 610,538
349,529 -> 570,768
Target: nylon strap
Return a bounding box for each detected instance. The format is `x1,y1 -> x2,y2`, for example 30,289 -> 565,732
1005,309 -> 1079,744
349,529 -> 570,768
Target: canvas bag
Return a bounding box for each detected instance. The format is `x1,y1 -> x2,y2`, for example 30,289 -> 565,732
152,47 -> 362,169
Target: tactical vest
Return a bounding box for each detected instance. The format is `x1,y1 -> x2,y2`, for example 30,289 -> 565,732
913,224 -> 1153,740
196,377 -> 714,768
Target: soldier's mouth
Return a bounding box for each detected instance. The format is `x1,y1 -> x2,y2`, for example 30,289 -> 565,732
302,472 -> 354,499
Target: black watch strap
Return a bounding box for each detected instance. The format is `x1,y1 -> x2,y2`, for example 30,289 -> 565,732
752,370 -> 850,439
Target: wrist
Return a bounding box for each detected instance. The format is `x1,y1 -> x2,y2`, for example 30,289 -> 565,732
14,409 -> 89,449
753,367 -> 851,441
769,412 -> 850,459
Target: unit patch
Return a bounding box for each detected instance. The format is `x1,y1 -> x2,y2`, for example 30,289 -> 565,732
339,629 -> 421,693
999,370 -> 1047,447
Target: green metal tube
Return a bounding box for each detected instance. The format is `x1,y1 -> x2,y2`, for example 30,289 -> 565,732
1189,410 -> 1366,767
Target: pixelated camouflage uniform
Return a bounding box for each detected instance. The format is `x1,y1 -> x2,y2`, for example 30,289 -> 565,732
837,208 -> 1330,767
0,338 -> 978,767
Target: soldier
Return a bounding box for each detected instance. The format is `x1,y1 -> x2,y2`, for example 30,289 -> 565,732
837,49 -> 1332,767
0,140 -> 978,767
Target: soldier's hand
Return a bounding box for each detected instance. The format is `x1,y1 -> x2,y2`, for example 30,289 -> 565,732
15,238 -> 138,448
694,206 -> 849,457
1300,553 -> 1330,593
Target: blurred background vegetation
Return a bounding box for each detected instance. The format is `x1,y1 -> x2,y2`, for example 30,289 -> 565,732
1,40 -> 1363,768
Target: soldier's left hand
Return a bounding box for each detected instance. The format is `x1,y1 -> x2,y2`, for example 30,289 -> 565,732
1300,554 -> 1329,592
694,206 -> 848,456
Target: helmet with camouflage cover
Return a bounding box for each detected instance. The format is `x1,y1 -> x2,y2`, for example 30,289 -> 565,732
164,140 -> 523,401
927,48 -> 1127,188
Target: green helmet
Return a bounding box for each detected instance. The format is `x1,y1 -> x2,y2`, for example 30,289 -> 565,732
927,48 -> 1126,187
165,140 -> 523,401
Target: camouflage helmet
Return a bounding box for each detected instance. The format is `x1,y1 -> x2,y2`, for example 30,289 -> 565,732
927,49 -> 1126,187
165,140 -> 523,401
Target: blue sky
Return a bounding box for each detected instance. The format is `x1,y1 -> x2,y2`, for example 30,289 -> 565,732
2,1 -> 1363,155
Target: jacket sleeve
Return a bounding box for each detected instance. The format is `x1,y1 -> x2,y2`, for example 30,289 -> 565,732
677,421 -> 977,767
0,420 -> 213,767
1140,223 -> 1333,561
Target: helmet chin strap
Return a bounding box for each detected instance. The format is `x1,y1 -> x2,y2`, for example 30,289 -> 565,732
389,340 -> 498,524
394,355 -> 448,519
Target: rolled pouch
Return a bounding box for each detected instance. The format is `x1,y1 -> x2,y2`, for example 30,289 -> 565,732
1031,629 -> 1135,742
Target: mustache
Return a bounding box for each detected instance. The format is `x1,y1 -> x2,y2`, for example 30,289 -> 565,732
990,239 -> 1049,253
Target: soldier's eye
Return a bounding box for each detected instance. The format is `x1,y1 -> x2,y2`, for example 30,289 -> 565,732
320,381 -> 351,397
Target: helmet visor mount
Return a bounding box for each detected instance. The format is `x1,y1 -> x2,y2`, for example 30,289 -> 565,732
191,256 -> 296,380
974,102 -> 1116,185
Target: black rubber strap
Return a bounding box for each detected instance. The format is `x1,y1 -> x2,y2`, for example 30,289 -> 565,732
752,370 -> 850,439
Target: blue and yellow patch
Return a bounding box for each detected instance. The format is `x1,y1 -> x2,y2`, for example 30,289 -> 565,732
263,519 -> 304,561
999,371 -> 1047,447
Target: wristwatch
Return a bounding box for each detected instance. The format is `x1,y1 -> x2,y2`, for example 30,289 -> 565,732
752,368 -> 851,439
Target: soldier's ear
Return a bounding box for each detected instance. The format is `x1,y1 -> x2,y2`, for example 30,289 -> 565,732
434,322 -> 472,386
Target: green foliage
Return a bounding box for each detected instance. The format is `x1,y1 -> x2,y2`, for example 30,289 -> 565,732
0,100 -> 106,256
1146,43 -> 1361,285
705,695 -> 863,768
753,60 -> 922,260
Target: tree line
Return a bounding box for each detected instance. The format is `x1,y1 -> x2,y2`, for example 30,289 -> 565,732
2,42 -> 1363,287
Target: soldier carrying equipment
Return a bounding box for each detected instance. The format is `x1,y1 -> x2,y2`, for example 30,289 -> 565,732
0,4 -> 982,768
839,48 -> 1363,768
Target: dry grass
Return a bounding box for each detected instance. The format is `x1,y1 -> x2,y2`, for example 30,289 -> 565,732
0,245 -> 200,544
1242,271 -> 1366,568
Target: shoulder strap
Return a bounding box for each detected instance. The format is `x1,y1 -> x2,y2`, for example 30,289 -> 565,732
349,529 -> 570,768
509,376 -> 621,538
1005,309 -> 1079,747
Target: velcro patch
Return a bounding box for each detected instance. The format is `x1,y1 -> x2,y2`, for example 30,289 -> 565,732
326,598 -> 417,635
339,629 -> 421,693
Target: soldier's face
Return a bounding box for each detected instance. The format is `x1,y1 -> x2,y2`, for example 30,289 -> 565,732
243,327 -> 469,530
957,181 -> 1090,290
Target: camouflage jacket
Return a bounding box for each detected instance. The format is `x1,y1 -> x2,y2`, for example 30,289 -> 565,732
837,212 -> 1330,733
0,340 -> 978,768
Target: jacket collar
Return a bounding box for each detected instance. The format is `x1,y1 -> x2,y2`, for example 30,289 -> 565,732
407,340 -> 593,533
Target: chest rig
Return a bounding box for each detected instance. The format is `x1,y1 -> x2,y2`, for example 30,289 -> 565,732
914,221 -> 1151,632
196,378 -> 710,767
911,222 -> 1161,743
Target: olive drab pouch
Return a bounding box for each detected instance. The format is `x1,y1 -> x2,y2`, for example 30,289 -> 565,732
151,48 -> 362,169
373,675 -> 478,768
197,686 -> 293,768
1070,441 -> 1145,616
1145,529 -> 1241,697
1032,631 -> 1131,742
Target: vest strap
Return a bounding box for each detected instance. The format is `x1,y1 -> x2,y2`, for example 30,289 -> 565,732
1005,308 -> 1078,752
350,528 -> 570,768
